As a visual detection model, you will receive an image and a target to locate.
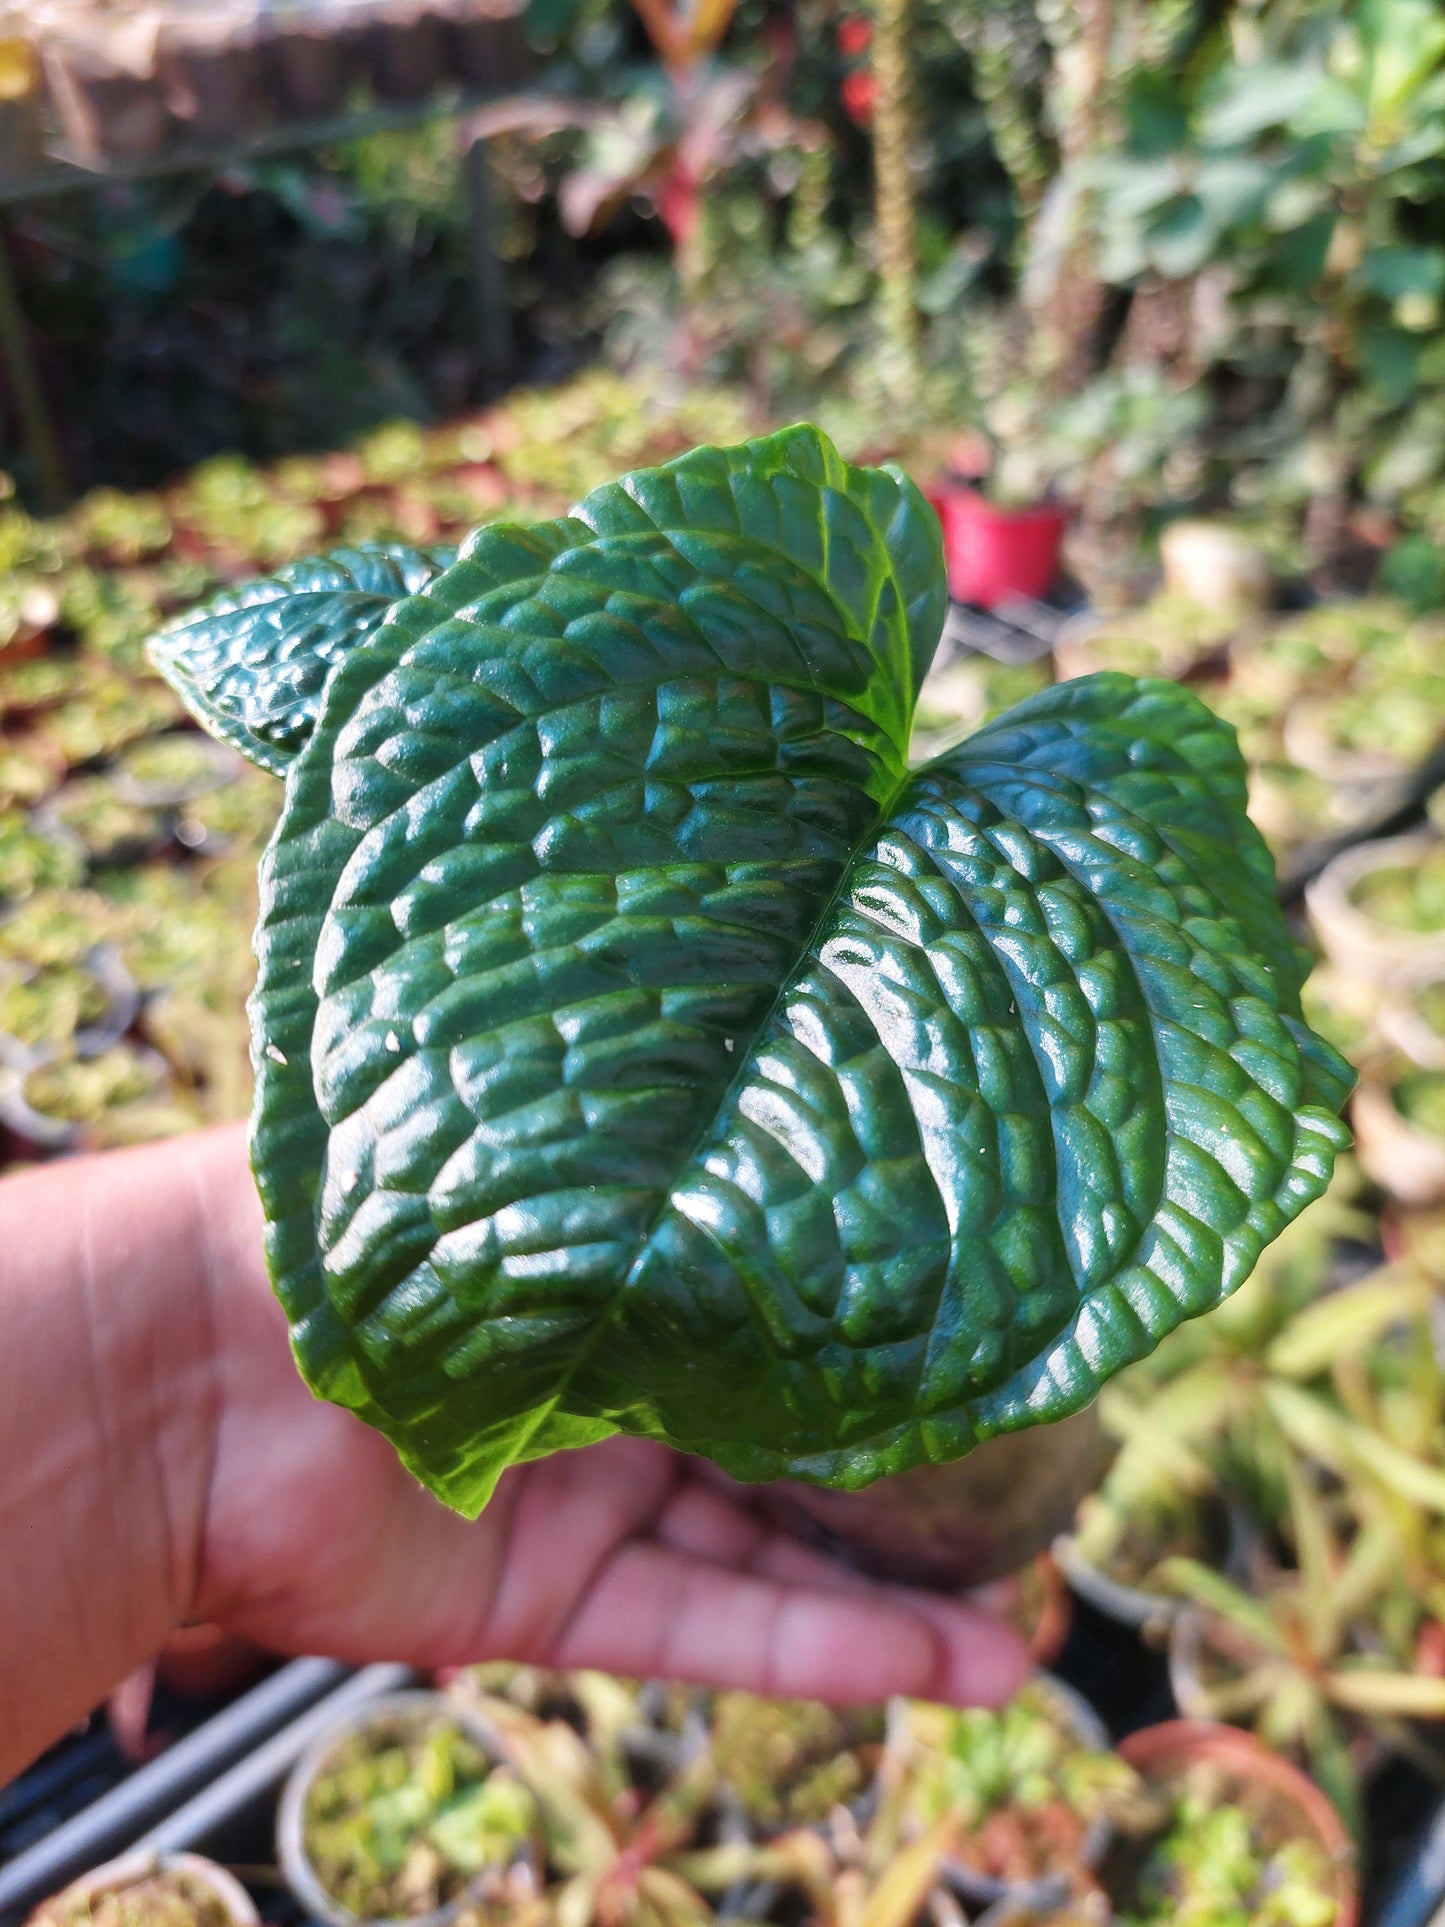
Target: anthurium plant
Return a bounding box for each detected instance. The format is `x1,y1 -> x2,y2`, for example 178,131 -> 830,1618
149,427 -> 1352,1518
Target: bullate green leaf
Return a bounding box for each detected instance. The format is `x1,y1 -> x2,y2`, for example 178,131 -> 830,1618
153,425 -> 1352,1516
151,544 -> 457,774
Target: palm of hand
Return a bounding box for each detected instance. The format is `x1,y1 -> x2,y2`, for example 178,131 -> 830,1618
185,1125 -> 1025,1710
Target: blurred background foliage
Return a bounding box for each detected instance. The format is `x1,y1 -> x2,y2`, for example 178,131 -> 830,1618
6,0 -> 1445,599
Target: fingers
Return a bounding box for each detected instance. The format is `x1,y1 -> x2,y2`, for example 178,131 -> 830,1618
544,1528 -> 1029,1709
651,1473 -> 1032,1707
475,1437 -> 680,1659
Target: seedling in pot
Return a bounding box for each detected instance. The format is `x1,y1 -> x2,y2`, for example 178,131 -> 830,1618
1111,1724 -> 1354,1927
146,427 -> 1352,1577
27,1850 -> 259,1927
2,1042 -> 183,1154
892,1678 -> 1148,1910
1353,1057 -> 1445,1208
283,1696 -> 540,1925
0,809 -> 84,901
73,488 -> 174,568
1161,1420 -> 1445,1835
1061,1166 -> 1374,1624
0,740 -> 64,812
37,777 -> 167,867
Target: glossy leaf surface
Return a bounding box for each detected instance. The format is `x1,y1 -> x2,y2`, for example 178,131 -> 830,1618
221,428 -> 1350,1515
151,544 -> 457,774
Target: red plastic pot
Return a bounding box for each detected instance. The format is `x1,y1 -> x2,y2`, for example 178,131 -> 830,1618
1118,1720 -> 1359,1927
929,486 -> 1068,608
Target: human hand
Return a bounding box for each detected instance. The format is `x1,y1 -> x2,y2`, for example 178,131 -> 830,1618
188,1125 -> 1029,1706
0,1125 -> 1027,1778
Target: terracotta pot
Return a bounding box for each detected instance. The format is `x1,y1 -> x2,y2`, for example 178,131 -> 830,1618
1117,1720 -> 1359,1927
26,1851 -> 259,1927
1306,834 -> 1445,988
1016,1552 -> 1072,1667
929,485 -> 1068,609
757,1404 -> 1111,1589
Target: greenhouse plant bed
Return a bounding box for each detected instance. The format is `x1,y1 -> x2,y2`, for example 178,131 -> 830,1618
1,373 -> 1445,1921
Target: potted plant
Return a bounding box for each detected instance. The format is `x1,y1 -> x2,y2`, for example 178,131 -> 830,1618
278,1689 -> 540,1927
1307,834 -> 1445,991
1113,1721 -> 1358,1927
929,463 -> 1070,609
1352,1059 -> 1445,1208
891,1676 -> 1144,1912
26,1850 -> 259,1927
0,740 -> 64,813
36,777 -> 168,867
1160,1465 -> 1445,1835
1158,521 -> 1275,618
0,1041 -> 183,1156
114,732 -> 244,810
0,809 -> 84,903
0,947 -> 137,1059
0,656 -> 92,725
1381,970 -> 1445,1073
73,489 -> 175,568
705,1692 -> 884,1830
145,426 -> 1352,1589
1052,593 -> 1237,686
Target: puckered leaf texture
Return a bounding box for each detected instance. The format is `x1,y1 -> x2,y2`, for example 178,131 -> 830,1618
151,544 -> 457,773
152,426 -> 1352,1516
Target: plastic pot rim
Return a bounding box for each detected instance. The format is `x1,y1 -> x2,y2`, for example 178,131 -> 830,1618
1306,832 -> 1445,984
1117,1718 -> 1359,1927
30,1848 -> 260,1927
932,1670 -> 1114,1911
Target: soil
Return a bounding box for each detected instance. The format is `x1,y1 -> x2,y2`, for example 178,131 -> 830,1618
33,1871 -> 235,1927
